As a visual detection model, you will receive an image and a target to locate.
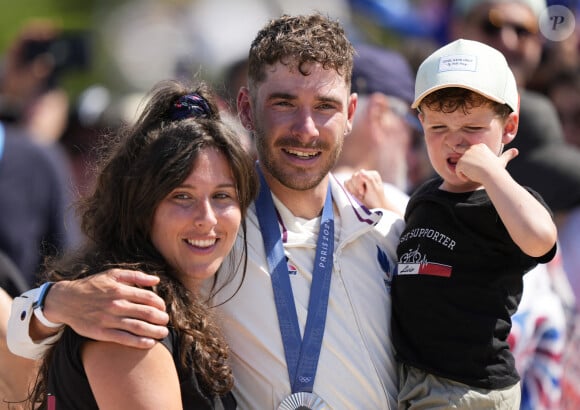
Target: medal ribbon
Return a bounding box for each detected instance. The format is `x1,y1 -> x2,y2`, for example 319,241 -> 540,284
256,166 -> 334,393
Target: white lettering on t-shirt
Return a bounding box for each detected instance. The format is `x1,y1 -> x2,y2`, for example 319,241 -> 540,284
399,228 -> 456,250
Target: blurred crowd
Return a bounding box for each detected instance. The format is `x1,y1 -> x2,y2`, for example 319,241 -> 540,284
0,0 -> 579,409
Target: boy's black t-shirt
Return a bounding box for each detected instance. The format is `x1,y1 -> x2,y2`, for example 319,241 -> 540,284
392,177 -> 556,389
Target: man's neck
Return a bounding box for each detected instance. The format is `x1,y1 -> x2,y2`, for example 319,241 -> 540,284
265,174 -> 330,220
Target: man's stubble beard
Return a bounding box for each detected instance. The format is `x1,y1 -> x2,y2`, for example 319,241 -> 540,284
253,124 -> 343,192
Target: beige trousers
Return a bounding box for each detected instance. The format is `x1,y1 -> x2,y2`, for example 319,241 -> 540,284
398,362 -> 521,410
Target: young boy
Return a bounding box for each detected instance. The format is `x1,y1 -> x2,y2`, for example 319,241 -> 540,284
392,39 -> 558,409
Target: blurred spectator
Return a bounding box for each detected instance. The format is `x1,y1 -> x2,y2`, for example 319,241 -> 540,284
545,68 -> 580,148
59,85 -> 114,198
529,0 -> 579,93
334,43 -> 432,214
0,20 -> 89,146
0,120 -> 80,295
0,20 -> 83,294
176,55 -> 256,160
450,0 -> 545,86
216,57 -> 256,160
219,56 -> 250,113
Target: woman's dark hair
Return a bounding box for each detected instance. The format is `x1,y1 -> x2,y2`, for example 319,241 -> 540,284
29,79 -> 258,408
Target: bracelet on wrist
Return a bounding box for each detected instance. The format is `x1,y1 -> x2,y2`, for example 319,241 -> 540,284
33,282 -> 64,328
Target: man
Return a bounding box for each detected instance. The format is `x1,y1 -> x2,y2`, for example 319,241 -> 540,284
8,14 -> 404,409
333,43 -> 431,215
0,121 -> 80,296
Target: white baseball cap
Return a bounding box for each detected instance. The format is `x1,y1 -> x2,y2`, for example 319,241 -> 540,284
412,39 -> 519,113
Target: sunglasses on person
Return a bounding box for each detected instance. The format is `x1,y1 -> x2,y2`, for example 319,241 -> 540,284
479,18 -> 537,38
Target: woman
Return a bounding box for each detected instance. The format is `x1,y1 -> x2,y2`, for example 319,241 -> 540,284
28,79 -> 258,409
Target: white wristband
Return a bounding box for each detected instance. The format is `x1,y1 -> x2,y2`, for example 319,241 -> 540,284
33,282 -> 63,328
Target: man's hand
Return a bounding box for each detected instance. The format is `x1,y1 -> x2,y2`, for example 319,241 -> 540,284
41,270 -> 169,349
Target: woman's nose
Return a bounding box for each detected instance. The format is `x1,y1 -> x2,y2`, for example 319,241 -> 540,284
194,199 -> 218,228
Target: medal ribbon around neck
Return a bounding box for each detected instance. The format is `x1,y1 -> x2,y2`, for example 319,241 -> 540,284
255,165 -> 335,393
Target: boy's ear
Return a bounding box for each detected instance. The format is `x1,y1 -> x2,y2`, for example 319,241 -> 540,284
417,110 -> 424,126
502,112 -> 519,144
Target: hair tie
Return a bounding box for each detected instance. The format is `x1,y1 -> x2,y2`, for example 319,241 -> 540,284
169,93 -> 213,121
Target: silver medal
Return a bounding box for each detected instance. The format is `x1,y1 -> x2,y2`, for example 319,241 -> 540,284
277,392 -> 330,410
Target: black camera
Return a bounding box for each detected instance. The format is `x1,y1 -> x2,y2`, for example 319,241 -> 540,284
20,31 -> 90,88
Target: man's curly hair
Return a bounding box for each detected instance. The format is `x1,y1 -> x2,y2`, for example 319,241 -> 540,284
247,13 -> 354,88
